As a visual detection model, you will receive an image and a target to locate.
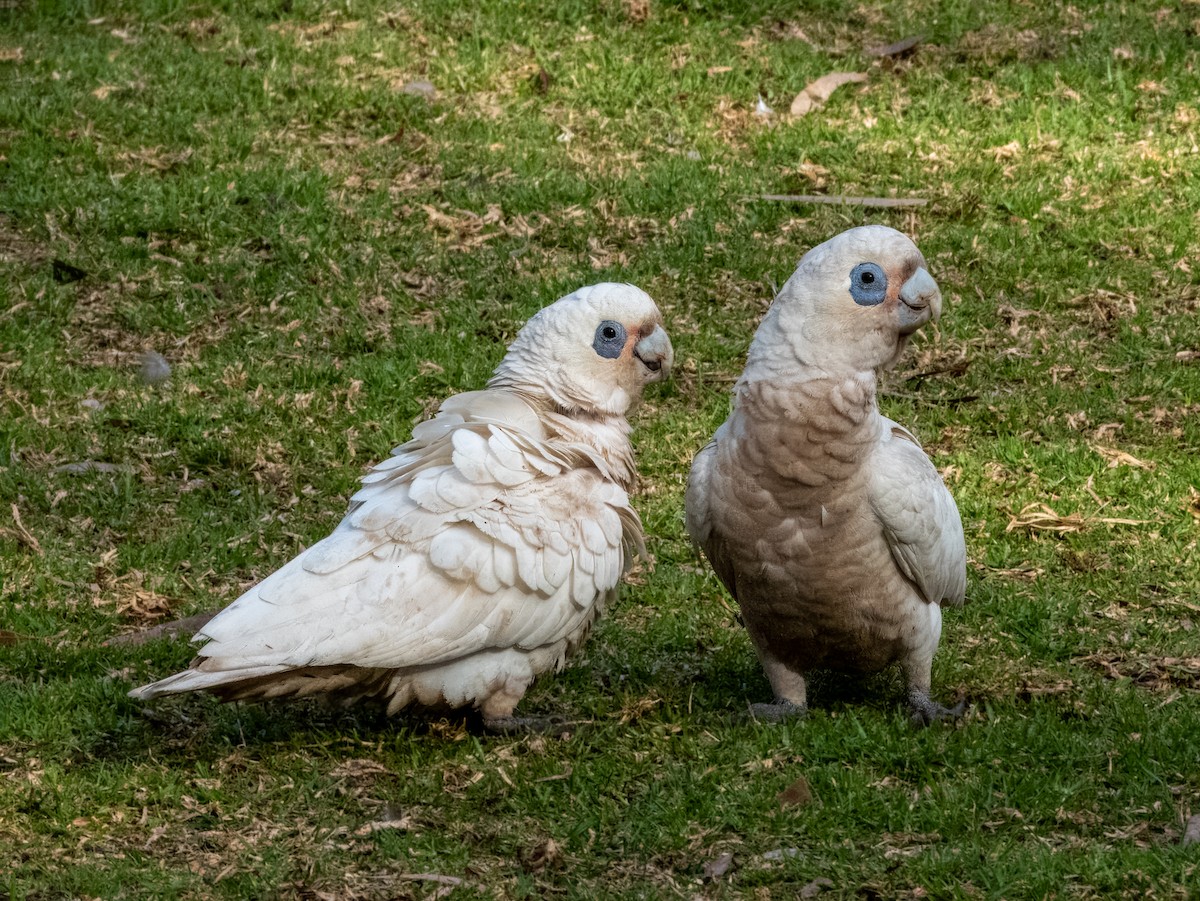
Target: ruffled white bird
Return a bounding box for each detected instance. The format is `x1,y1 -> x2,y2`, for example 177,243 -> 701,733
685,226 -> 966,725
131,283 -> 673,730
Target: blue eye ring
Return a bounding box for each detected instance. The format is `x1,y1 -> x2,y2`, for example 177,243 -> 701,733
593,320 -> 627,358
849,262 -> 888,306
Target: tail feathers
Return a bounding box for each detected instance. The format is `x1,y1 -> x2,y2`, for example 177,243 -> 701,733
128,664 -> 292,700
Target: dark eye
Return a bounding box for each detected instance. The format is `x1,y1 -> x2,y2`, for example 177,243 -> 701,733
592,320 -> 627,359
849,262 -> 888,306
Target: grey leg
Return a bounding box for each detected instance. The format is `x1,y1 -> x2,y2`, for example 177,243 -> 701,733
748,652 -> 809,722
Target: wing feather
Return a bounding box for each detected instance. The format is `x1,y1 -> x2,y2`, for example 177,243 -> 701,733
167,394 -> 639,683
868,420 -> 967,607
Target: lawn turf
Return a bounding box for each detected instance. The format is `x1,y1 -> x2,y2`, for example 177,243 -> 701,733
2,1 -> 1199,898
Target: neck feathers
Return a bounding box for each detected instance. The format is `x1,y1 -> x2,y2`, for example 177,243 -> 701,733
731,371 -> 880,489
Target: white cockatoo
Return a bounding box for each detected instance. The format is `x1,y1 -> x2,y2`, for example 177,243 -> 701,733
131,283 -> 673,730
685,226 -> 966,725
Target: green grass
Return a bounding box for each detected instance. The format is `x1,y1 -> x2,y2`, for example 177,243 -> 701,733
3,0 -> 1200,897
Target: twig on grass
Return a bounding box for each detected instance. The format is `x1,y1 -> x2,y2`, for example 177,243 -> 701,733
103,611 -> 220,646
754,194 -> 929,208
9,504 -> 43,556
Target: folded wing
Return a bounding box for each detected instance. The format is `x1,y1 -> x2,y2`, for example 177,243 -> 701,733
868,421 -> 966,608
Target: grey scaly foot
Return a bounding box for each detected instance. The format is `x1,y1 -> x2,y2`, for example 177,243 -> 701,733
908,689 -> 967,727
747,699 -> 807,723
481,713 -> 573,736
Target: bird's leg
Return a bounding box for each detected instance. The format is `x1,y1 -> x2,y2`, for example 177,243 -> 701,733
478,683 -> 570,736
902,656 -> 965,726
748,653 -> 808,722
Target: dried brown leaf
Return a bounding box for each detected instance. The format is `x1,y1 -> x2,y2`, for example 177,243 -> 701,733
777,774 -> 814,808
867,34 -> 924,58
354,815 -> 414,835
789,71 -> 867,117
1092,445 -> 1154,470
522,838 -> 561,872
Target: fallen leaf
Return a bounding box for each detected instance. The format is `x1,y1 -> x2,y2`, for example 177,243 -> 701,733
867,34 -> 924,58
521,838 -> 561,872
707,65 -> 733,75
789,71 -> 867,117
801,877 -> 835,898
777,774 -> 815,808
1092,445 -> 1154,470
703,851 -> 734,879
354,815 -> 414,835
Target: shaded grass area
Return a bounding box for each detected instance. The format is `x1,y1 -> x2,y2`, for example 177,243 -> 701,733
2,0 -> 1199,897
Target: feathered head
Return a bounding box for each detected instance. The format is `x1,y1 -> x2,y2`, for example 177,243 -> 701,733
489,283 -> 673,416
749,225 -> 941,373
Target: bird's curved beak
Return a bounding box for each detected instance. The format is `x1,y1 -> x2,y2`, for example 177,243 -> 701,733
633,324 -> 673,381
897,267 -> 942,332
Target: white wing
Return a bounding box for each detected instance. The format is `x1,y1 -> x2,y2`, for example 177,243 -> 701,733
166,391 -> 638,680
868,419 -> 966,607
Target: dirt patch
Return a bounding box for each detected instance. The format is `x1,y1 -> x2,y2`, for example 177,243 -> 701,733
0,213 -> 50,268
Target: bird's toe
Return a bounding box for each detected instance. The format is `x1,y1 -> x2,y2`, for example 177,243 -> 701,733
908,692 -> 967,727
481,713 -> 575,737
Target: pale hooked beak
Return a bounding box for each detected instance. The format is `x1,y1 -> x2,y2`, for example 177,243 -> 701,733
633,324 -> 673,380
897,267 -> 942,333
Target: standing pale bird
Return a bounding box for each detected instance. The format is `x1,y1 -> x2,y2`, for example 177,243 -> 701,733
684,226 -> 966,725
131,283 -> 673,731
